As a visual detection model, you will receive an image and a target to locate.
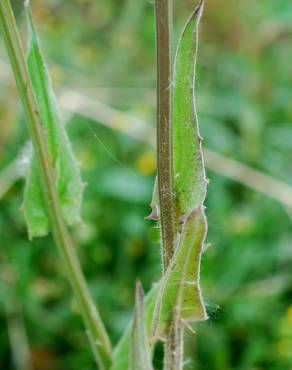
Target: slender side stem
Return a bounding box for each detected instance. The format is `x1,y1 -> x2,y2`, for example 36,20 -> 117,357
0,1 -> 111,369
155,0 -> 176,269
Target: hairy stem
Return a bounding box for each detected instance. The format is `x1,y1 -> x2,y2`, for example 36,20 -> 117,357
0,1 -> 111,369
164,315 -> 183,370
155,1 -> 183,369
155,0 -> 176,269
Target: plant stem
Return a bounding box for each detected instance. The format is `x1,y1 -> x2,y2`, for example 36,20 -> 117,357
164,315 -> 183,370
0,1 -> 111,369
155,0 -> 176,269
155,1 -> 183,369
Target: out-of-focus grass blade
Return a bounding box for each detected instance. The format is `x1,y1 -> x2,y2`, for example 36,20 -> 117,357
22,4 -> 84,238
173,1 -> 207,220
111,283 -> 159,370
129,282 -> 154,370
154,207 -> 208,338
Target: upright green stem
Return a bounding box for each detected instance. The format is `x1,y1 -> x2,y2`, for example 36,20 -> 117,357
0,1 -> 111,369
155,1 -> 183,369
155,0 -> 176,269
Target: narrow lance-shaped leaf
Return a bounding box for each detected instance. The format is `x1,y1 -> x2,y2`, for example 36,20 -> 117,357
173,0 -> 207,220
154,207 -> 208,338
129,282 -> 154,370
110,283 -> 160,370
22,3 -> 84,238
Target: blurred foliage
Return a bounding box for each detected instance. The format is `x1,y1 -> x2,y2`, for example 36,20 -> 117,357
0,0 -> 292,369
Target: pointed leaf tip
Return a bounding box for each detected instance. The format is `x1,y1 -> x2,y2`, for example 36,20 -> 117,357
193,0 -> 205,19
173,2 -> 206,219
130,282 -> 154,370
111,284 -> 160,370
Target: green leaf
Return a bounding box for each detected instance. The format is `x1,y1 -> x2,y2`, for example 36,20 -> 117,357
146,176 -> 159,221
111,283 -> 159,370
154,207 -> 208,338
23,158 -> 49,237
22,4 -> 84,238
148,2 -> 208,339
173,1 -> 207,220
129,282 -> 154,370
147,2 -> 208,340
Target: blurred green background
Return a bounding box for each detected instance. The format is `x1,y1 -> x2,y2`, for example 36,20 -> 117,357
0,0 -> 292,369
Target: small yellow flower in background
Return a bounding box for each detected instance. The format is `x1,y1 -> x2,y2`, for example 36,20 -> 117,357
136,151 -> 156,176
127,239 -> 146,258
33,278 -> 63,301
79,149 -> 97,170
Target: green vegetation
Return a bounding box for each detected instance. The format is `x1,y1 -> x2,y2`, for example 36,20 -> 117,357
0,0 -> 292,370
